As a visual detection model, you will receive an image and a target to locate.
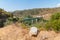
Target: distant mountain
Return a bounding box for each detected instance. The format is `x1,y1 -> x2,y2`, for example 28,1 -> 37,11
12,7 -> 60,18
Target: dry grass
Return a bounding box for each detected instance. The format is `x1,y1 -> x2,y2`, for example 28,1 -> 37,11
0,24 -> 60,40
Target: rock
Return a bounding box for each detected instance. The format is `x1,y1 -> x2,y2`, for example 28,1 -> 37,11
37,31 -> 56,40
54,34 -> 60,40
29,27 -> 38,36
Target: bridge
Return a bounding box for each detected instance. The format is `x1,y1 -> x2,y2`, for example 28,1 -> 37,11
21,17 -> 43,25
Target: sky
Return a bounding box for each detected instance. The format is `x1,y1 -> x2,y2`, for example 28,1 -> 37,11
0,0 -> 60,11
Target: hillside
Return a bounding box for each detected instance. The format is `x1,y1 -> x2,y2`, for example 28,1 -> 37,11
0,7 -> 60,40
0,23 -> 60,40
12,7 -> 60,17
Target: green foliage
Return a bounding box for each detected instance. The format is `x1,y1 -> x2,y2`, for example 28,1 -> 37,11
0,8 -> 13,27
45,20 -> 60,32
20,23 -> 29,29
1,8 -> 60,32
33,23 -> 42,28
24,15 -> 32,18
0,8 -> 4,13
51,13 -> 60,21
0,21 -> 4,28
45,13 -> 60,32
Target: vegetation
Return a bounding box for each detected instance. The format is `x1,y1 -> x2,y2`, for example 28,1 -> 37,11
45,13 -> 60,32
0,8 -> 60,32
0,8 -> 12,27
12,7 -> 60,18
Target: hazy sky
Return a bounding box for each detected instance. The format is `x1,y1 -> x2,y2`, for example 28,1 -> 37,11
0,0 -> 60,11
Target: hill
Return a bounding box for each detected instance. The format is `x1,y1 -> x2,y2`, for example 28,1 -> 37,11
0,23 -> 60,40
12,7 -> 60,17
0,7 -> 60,40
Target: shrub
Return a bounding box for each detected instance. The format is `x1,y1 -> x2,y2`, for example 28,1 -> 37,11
45,20 -> 60,32
0,21 -> 4,28
51,13 -> 60,21
20,23 -> 29,29
45,13 -> 60,32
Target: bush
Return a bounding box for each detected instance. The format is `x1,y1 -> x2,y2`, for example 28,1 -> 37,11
0,21 -> 4,28
20,23 -> 29,29
51,13 -> 60,21
45,20 -> 60,32
45,13 -> 60,32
